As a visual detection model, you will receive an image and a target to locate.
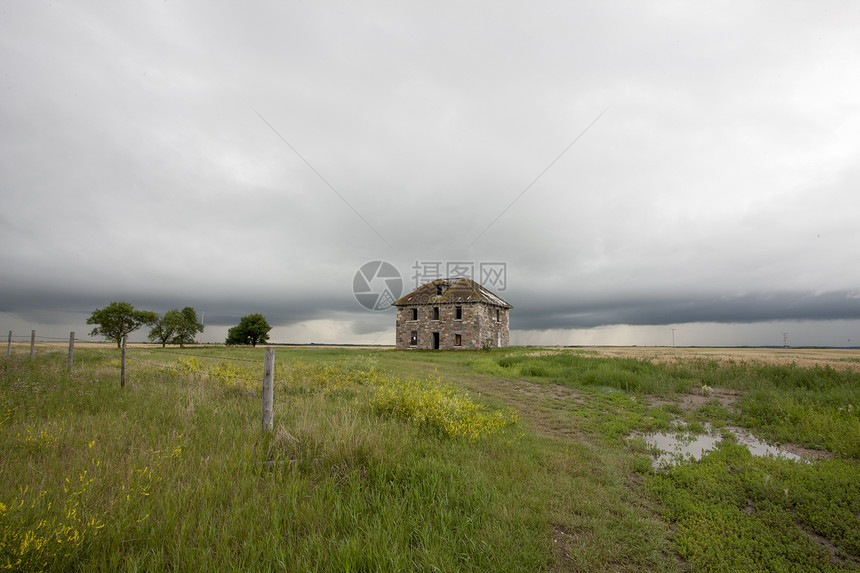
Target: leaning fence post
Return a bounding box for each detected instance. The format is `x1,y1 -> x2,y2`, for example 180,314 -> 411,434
121,336 -> 127,388
68,332 -> 75,373
30,330 -> 36,361
6,331 -> 10,357
262,348 -> 275,431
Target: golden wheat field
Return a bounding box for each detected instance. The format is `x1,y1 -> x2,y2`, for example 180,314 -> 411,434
563,345 -> 860,371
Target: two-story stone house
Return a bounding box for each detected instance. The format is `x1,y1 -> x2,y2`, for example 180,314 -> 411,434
392,278 -> 512,350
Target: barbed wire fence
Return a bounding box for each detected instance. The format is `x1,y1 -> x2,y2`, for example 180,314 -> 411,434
122,347 -> 266,381
4,329 -> 278,431
6,329 -> 81,366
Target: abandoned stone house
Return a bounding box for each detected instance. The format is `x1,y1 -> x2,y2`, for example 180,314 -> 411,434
392,278 -> 512,350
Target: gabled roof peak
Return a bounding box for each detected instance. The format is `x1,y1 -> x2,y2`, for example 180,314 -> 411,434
392,277 -> 512,308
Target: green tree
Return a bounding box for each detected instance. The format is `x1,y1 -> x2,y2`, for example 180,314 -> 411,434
174,306 -> 204,348
148,307 -> 204,348
148,309 -> 182,348
225,313 -> 272,347
87,301 -> 158,348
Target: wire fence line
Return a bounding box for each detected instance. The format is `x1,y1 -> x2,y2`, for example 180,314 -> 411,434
125,349 -> 274,384
4,332 -> 279,431
5,329 -> 76,364
7,329 -> 84,368
5,329 -> 263,361
3,342 -> 268,384
6,334 -> 81,342
124,354 -> 266,385
6,334 -> 85,342
126,345 -> 278,430
124,355 -> 184,373
5,330 -> 274,388
148,349 -> 261,363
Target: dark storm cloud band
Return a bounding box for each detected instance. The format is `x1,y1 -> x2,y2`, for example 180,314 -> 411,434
512,290 -> 860,330
3,283 -> 858,332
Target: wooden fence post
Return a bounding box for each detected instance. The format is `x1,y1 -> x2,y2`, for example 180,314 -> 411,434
121,336 -> 127,388
262,348 -> 275,432
6,331 -> 10,357
68,332 -> 75,373
30,330 -> 35,361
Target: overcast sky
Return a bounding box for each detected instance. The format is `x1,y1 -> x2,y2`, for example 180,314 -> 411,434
2,1 -> 859,347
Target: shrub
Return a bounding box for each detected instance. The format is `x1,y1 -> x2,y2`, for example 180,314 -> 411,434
365,374 -> 518,441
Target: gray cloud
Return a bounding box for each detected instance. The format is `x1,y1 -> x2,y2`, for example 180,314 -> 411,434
511,290 -> 860,330
2,2 -> 860,346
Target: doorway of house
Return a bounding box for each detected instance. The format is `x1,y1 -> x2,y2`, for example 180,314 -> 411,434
433,332 -> 440,349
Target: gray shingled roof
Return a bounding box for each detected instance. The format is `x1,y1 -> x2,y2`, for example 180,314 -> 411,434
392,278 -> 512,308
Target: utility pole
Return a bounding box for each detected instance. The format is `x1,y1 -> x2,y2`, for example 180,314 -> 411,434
671,328 -> 676,348
781,332 -> 789,350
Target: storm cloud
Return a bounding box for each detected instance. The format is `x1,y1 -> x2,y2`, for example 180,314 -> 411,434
2,2 -> 859,346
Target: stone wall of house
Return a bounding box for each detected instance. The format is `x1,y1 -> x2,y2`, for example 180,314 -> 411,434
475,303 -> 511,349
395,303 -> 510,350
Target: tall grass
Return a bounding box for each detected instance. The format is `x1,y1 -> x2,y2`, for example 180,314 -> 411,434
647,440 -> 860,571
364,373 -> 519,441
12,345 -> 853,571
0,348 -> 550,571
460,348 -> 860,570
473,351 -> 695,394
475,349 -> 860,459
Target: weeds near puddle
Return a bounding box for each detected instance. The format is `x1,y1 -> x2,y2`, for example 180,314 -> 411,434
647,441 -> 860,571
468,348 -> 860,570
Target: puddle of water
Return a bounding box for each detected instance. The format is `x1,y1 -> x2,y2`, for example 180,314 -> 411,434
641,424 -> 802,469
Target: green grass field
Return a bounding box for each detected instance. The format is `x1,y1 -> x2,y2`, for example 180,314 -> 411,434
2,345 -> 858,571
